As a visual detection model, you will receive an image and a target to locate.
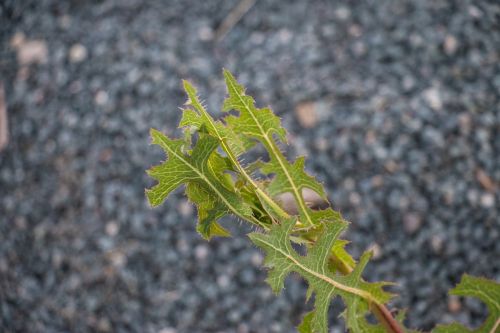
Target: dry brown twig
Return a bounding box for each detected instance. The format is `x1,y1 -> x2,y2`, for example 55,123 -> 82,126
215,0 -> 257,42
0,82 -> 8,152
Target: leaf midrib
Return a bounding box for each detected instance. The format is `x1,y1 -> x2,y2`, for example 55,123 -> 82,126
184,80 -> 289,222
255,236 -> 377,303
203,108 -> 288,220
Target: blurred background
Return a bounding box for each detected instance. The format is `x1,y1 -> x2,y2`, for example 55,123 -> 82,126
1,0 -> 499,332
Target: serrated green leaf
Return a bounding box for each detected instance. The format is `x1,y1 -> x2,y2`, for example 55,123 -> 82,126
433,275 -> 500,333
222,69 -> 328,228
146,128 -> 253,237
249,217 -> 394,333
182,78 -> 290,223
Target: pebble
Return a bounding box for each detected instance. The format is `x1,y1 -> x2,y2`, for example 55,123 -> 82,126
448,295 -> 462,313
430,234 -> 444,254
178,200 -> 193,217
95,90 -> 109,106
295,101 -> 317,128
335,7 -> 351,20
403,213 -> 423,234
217,275 -> 230,289
13,37 -> 48,65
423,87 -> 443,111
69,44 -> 88,63
105,222 -> 119,237
194,244 -> 209,261
368,242 -> 382,260
479,193 -> 495,208
198,26 -> 214,41
349,191 -> 362,206
444,35 -> 458,55
108,251 -> 126,268
9,31 -> 25,48
251,252 -> 263,267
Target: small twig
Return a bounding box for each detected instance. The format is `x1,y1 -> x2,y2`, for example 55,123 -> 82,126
215,0 -> 257,42
371,303 -> 405,333
0,82 -> 8,152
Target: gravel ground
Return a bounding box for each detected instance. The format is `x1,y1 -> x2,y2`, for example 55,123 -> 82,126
1,0 -> 499,332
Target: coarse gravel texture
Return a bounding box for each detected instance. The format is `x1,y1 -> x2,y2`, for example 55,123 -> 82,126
1,0 -> 499,332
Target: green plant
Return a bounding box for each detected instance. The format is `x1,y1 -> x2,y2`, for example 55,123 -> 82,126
145,70 -> 500,333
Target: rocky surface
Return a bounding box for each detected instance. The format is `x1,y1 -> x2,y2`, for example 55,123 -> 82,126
1,0 -> 499,332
